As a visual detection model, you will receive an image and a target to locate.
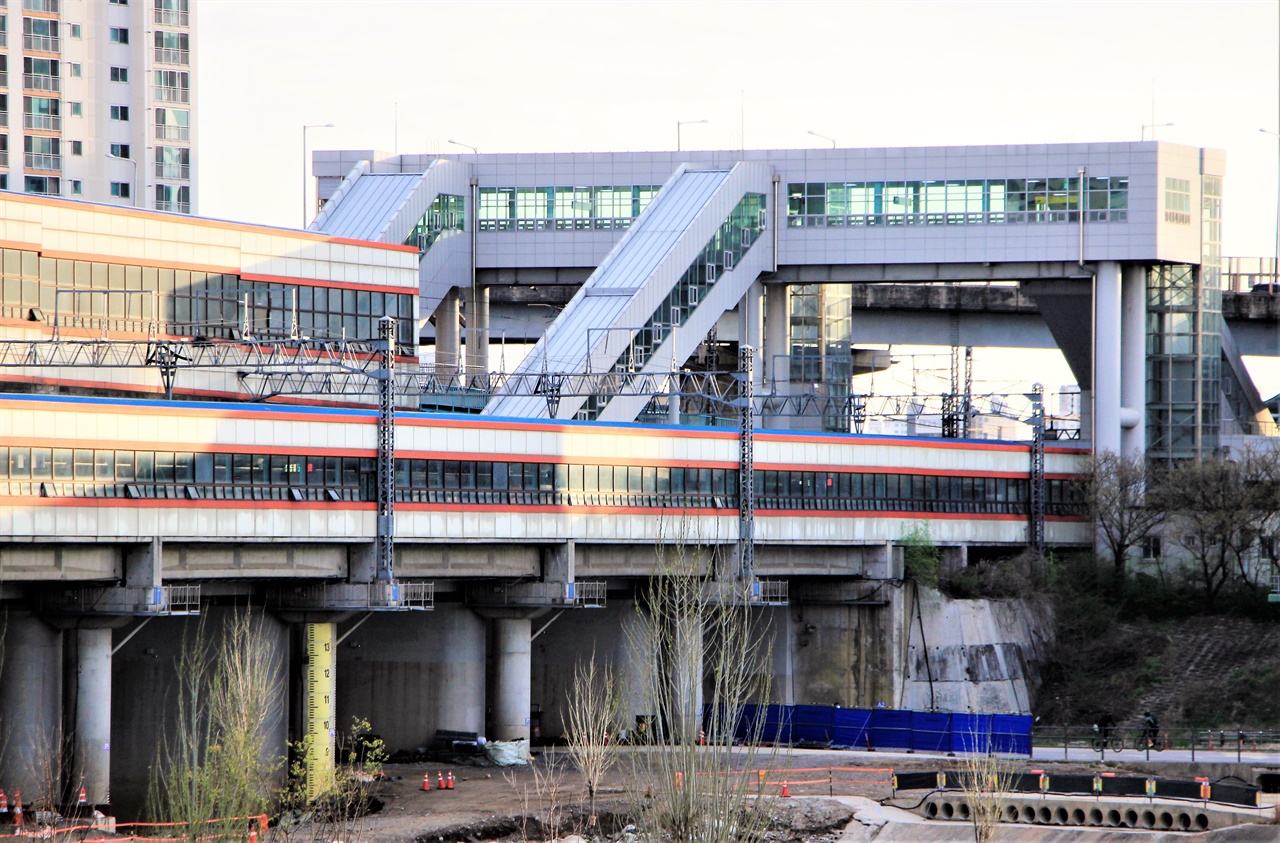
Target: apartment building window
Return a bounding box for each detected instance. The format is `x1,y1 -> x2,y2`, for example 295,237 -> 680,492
22,95 -> 60,131
110,182 -> 130,199
154,30 -> 189,65
21,16 -> 59,53
109,27 -> 128,45
110,105 -> 129,121
0,15 -> 7,49
24,176 -> 59,195
22,57 -> 60,93
110,142 -> 130,159
156,146 -> 189,180
0,135 -> 8,168
69,140 -> 81,155
0,55 -> 7,89
154,0 -> 189,27
155,106 -> 189,141
69,23 -> 80,38
110,66 -> 128,82
24,135 -> 60,171
0,176 -> 7,191
0,94 -> 7,129
68,101 -> 81,117
70,179 -> 81,195
22,0 -> 61,13
109,0 -> 128,5
155,183 -> 190,213
154,70 -> 190,104
68,63 -> 81,78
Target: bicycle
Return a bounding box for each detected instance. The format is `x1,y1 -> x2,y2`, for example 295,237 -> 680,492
1091,725 -> 1125,752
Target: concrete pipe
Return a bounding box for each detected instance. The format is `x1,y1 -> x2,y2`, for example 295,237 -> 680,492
1003,805 -> 1019,822
1194,814 -> 1208,830
940,802 -> 954,819
1141,810 -> 1155,828
925,801 -> 938,819
957,803 -> 970,820
1037,806 -> 1051,823
1123,809 -> 1138,827
1054,807 -> 1069,824
1105,809 -> 1121,827
1177,813 -> 1191,830
1021,805 -> 1036,823
1158,811 -> 1173,830
1071,808 -> 1086,825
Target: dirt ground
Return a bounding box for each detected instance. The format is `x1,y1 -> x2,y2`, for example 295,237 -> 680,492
274,747 -> 1154,843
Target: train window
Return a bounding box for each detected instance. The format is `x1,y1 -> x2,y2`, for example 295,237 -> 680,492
175,453 -> 195,484
492,461 -> 508,491
232,454 -> 251,484
194,453 -> 213,485
394,459 -> 410,488
462,461 -> 477,490
712,468 -> 726,496
552,464 -> 566,492
443,461 -> 460,489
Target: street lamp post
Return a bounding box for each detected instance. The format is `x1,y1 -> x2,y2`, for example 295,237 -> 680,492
807,130 -> 836,148
302,123 -> 334,228
447,139 -> 478,155
676,119 -> 708,153
105,152 -> 138,208
1262,128 -> 1280,293
1141,121 -> 1174,141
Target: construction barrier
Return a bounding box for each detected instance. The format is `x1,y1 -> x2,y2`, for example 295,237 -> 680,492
894,770 -> 1262,809
706,704 -> 1034,756
0,812 -> 270,842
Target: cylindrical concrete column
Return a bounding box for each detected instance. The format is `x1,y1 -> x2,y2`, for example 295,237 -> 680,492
1120,265 -> 1147,456
493,618 -> 531,741
1093,261 -> 1123,455
765,284 -> 789,387
435,289 -> 461,376
465,285 -> 490,380
669,613 -> 703,744
73,628 -> 113,806
740,280 -> 765,386
0,613 -> 62,799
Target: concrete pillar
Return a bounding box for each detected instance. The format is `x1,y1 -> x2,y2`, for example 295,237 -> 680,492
1093,261 -> 1123,455
668,612 -> 703,744
1120,265 -> 1147,456
435,289 -> 461,376
123,537 -> 162,589
69,628 -> 113,806
764,283 -> 789,388
739,280 -> 765,388
493,618 -> 531,740
0,612 -> 62,800
465,284 -> 490,380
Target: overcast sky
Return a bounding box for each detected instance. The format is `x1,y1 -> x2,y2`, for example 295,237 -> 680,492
198,0 -> 1280,257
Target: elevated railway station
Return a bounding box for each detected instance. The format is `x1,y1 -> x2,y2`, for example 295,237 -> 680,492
0,139 -> 1274,814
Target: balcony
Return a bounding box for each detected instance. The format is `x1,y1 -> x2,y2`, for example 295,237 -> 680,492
23,74 -> 59,93
155,124 -> 191,142
154,8 -> 191,27
155,161 -> 190,180
154,47 -> 189,65
156,199 -> 190,214
154,85 -> 189,104
22,34 -> 59,53
24,152 -> 60,171
23,113 -> 60,132
22,0 -> 60,13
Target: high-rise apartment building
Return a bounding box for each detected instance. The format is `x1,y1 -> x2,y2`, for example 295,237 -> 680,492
1,0 -> 196,213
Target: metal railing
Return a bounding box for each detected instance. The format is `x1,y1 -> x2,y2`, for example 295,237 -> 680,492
570,580 -> 607,607
154,7 -> 191,26
22,34 -> 59,53
156,199 -> 191,214
156,124 -> 191,142
154,47 -> 189,65
23,112 -> 60,132
24,152 -> 61,171
1225,256 -> 1277,292
23,73 -> 60,93
154,85 -> 190,104
155,162 -> 190,180
1031,723 -> 1280,762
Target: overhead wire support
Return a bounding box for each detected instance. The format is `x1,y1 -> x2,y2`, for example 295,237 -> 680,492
1027,382 -> 1046,554
737,344 -> 755,580
375,315 -> 396,583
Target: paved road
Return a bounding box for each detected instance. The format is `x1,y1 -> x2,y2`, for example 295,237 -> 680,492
1029,745 -> 1280,765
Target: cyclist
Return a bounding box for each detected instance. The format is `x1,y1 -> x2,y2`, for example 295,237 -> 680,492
1093,712 -> 1118,749
1141,711 -> 1160,748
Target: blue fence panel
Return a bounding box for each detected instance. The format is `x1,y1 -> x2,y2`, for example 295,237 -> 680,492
910,711 -> 952,752
949,714 -> 993,753
791,705 -> 835,744
832,707 -> 872,748
758,703 -> 793,745
991,714 -> 1032,755
870,708 -> 913,750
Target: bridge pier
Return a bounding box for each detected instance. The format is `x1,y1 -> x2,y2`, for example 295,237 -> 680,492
0,612 -> 62,801
493,616 -> 533,741
66,627 -> 113,806
1120,265 -> 1147,456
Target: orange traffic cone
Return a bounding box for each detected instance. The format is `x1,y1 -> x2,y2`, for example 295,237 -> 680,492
781,781 -> 791,798
0,788 -> 7,814
437,771 -> 445,790
13,790 -> 21,827
421,772 -> 431,792
248,827 -> 258,843
645,784 -> 652,799
78,786 -> 88,807
446,771 -> 454,790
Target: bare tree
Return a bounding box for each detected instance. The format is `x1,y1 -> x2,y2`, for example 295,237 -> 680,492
624,519 -> 780,843
563,650 -> 620,821
1156,447 -> 1280,605
954,737 -> 1018,843
1080,451 -> 1167,578
148,609 -> 285,841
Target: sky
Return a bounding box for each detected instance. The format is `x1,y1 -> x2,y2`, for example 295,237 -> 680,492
198,0 -> 1280,258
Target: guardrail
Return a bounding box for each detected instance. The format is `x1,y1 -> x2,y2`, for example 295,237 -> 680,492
1032,724 -> 1280,762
